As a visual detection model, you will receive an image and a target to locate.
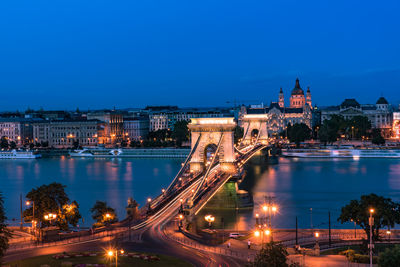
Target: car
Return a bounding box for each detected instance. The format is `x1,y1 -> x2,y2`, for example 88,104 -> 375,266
229,233 -> 245,238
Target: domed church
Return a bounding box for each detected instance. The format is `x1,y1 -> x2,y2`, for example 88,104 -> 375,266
240,78 -> 313,136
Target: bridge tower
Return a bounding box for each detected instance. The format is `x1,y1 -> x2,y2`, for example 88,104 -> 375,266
189,118 -> 237,174
240,114 -> 269,145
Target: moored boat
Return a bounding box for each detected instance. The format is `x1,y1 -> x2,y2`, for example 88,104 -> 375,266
0,150 -> 41,159
282,149 -> 400,158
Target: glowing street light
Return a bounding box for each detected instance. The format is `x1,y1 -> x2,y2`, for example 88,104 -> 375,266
204,214 -> 215,228
369,208 -> 375,267
44,213 -> 57,225
107,248 -> 125,267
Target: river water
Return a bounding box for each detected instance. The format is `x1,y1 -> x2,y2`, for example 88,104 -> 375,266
1,156 -> 399,229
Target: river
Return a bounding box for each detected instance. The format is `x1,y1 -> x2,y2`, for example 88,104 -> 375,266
1,156 -> 399,230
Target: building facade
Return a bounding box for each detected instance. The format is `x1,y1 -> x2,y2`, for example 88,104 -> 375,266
392,112 -> 400,140
0,118 -> 39,145
146,106 -> 228,132
123,116 -> 150,141
33,120 -> 99,147
321,97 -> 393,137
87,110 -> 124,144
240,78 -> 313,136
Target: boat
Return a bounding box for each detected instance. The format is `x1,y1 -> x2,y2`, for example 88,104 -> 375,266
282,149 -> 400,158
69,147 -> 190,158
0,150 -> 41,159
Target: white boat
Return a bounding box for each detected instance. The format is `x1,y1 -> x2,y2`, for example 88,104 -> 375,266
282,149 -> 400,159
0,150 -> 41,159
69,147 -> 190,158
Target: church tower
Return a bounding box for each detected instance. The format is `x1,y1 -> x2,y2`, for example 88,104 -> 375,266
279,87 -> 284,108
306,86 -> 312,107
290,78 -> 306,108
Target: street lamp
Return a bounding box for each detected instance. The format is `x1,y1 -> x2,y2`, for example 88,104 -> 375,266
386,230 -> 391,243
25,201 -> 36,235
44,213 -> 57,225
107,249 -> 125,267
369,208 -> 375,267
204,215 -> 215,228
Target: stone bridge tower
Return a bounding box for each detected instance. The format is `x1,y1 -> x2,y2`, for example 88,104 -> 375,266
240,114 -> 269,145
189,118 -> 237,174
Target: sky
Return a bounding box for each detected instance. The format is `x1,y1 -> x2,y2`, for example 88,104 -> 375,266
0,0 -> 399,111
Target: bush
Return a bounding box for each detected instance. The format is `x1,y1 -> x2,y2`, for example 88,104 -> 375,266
378,245 -> 400,267
353,254 -> 377,264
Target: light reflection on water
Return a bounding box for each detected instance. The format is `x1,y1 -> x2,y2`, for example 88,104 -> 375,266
0,157 -> 181,227
1,156 -> 399,230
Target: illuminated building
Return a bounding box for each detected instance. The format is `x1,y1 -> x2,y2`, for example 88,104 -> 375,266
393,112 -> 400,139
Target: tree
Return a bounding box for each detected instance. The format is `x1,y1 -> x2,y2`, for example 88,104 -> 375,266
338,194 -> 400,243
0,192 -> 11,261
372,128 -> 385,145
9,141 -> 16,149
23,183 -> 81,230
120,140 -> 128,147
172,120 -> 189,147
287,123 -> 311,147
91,201 -> 118,227
347,116 -> 371,139
247,241 -> 298,267
378,245 -> 400,267
0,137 -> 8,149
234,126 -> 244,144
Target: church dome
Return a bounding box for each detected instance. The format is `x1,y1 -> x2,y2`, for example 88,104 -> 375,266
376,97 -> 388,105
291,78 -> 304,96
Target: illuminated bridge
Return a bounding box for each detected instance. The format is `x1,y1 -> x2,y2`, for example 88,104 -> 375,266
131,117 -> 270,232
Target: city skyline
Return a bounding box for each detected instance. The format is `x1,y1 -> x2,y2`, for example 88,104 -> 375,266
0,1 -> 399,110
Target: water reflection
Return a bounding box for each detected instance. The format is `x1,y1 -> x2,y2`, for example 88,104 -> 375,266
0,158 -> 181,226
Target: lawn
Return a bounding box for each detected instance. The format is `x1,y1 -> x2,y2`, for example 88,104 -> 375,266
321,243 -> 398,255
5,251 -> 191,267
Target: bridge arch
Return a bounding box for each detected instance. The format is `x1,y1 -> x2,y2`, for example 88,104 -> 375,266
189,118 -> 237,174
240,114 -> 269,145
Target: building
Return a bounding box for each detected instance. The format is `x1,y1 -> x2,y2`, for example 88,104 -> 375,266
0,118 -> 40,145
393,112 -> 400,139
240,78 -> 313,136
33,120 -> 99,148
87,110 -> 124,144
123,116 -> 149,141
146,106 -> 228,132
321,97 -> 393,137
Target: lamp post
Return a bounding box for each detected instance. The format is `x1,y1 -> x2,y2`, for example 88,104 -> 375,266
26,201 -> 35,236
107,249 -> 124,267
204,215 -> 215,228
369,208 -> 374,267
44,213 -> 57,225
350,219 -> 357,239
178,214 -> 184,229
386,230 -> 391,243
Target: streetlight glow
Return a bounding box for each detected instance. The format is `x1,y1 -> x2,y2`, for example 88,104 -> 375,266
315,232 -> 319,238
254,230 -> 260,237
370,208 -> 375,214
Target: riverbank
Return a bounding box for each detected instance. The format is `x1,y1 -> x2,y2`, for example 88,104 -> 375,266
35,147 -> 190,158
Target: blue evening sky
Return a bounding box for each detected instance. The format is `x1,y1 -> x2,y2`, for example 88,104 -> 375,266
0,0 -> 399,110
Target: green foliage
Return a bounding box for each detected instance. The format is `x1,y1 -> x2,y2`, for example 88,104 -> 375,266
372,128 -> 385,145
0,192 -> 11,261
23,183 -> 81,230
247,241 -> 294,267
319,115 -> 372,143
9,141 -> 17,149
90,201 -> 118,227
172,120 -> 189,147
120,140 -> 128,147
378,245 -> 400,267
287,123 -> 311,147
148,129 -> 172,142
0,137 -> 8,149
338,194 -> 400,243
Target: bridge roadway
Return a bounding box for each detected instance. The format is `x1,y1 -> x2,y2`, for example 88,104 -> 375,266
5,144 -> 266,266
